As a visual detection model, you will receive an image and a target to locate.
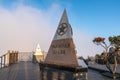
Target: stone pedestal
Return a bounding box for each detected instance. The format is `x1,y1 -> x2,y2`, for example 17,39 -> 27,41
40,63 -> 88,80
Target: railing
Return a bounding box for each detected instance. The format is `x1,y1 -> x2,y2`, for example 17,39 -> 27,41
0,54 -> 6,68
18,52 -> 33,62
0,50 -> 18,69
0,50 -> 34,69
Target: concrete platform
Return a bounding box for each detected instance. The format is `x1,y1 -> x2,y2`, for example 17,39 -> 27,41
0,62 -> 119,80
88,63 -> 120,73
88,63 -> 120,79
0,61 -> 40,80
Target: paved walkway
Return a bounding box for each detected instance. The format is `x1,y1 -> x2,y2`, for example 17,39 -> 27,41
88,63 -> 120,73
88,69 -> 116,80
0,62 -> 119,80
0,61 -> 40,80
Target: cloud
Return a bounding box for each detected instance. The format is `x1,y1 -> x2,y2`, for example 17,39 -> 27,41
0,3 -> 62,55
0,2 -> 103,58
73,29 -> 104,58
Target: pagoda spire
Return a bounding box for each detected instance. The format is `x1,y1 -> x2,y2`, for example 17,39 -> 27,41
36,43 -> 41,51
34,43 -> 43,55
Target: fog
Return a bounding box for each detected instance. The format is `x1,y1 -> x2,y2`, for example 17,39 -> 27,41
0,3 -> 103,58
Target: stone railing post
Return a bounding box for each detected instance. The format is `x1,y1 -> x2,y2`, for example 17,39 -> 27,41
6,50 -> 10,66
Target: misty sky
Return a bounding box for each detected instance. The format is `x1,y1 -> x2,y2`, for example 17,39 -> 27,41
0,0 -> 120,58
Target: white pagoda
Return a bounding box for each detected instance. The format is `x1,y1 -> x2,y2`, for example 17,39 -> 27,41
33,44 -> 44,62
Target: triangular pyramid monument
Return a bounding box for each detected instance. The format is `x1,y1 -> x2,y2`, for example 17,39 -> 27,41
45,9 -> 80,67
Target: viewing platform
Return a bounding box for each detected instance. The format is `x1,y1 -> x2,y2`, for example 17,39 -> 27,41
89,63 -> 120,73
0,51 -> 119,80
0,61 -> 40,80
0,61 -> 119,80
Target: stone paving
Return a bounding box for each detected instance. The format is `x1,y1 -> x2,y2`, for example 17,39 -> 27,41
0,62 -> 119,80
88,69 -> 115,80
0,61 -> 40,80
88,63 -> 120,73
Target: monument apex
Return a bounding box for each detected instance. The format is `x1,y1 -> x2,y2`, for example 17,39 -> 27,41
53,9 -> 73,40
